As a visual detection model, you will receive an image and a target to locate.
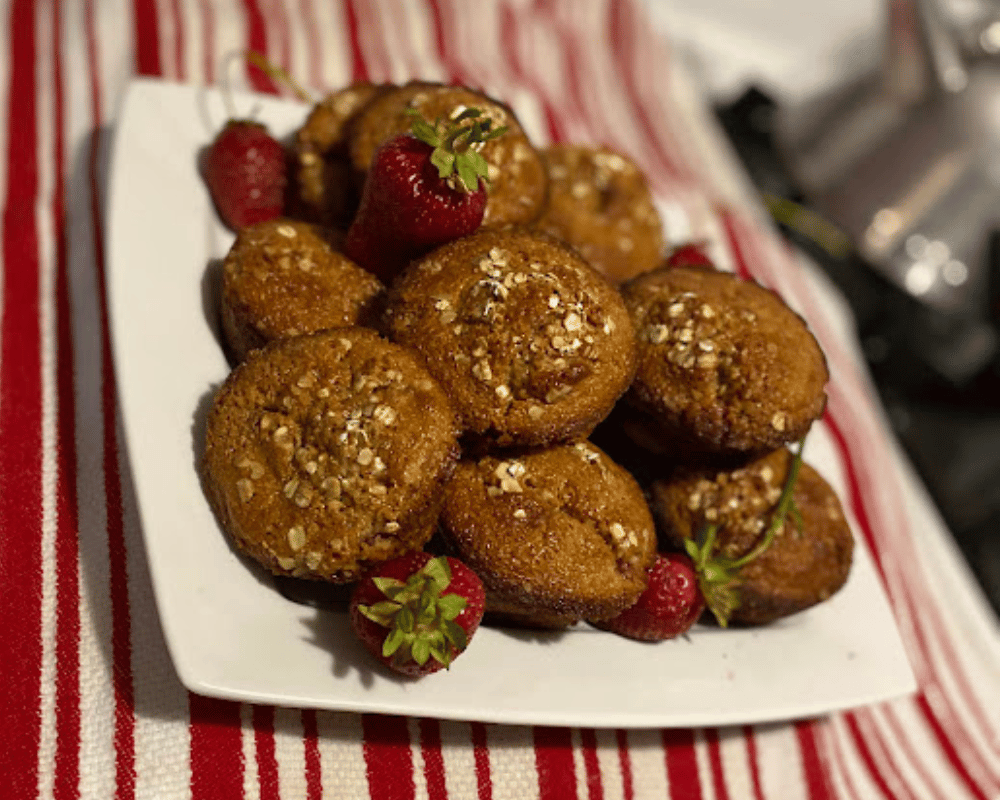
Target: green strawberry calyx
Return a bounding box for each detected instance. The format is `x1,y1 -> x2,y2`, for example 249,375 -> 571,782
406,107 -> 508,193
684,439 -> 806,627
357,556 -> 469,669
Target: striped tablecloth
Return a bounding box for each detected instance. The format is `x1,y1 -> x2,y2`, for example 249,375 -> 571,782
3,1 -> 999,798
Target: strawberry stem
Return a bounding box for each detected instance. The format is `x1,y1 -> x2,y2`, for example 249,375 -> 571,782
405,107 -> 507,192
729,439 -> 805,569
245,50 -> 312,103
685,437 -> 807,627
357,556 -> 469,669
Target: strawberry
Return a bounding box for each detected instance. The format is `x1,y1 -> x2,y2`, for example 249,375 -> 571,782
349,552 -> 486,677
344,108 -> 507,283
593,552 -> 705,641
665,242 -> 715,271
204,119 -> 287,230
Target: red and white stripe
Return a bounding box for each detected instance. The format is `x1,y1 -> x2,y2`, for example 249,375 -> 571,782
3,1 -> 999,798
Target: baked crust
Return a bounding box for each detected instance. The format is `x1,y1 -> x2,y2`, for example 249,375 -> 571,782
384,228 -> 637,449
534,144 -> 664,284
650,447 -> 854,624
441,441 -> 658,625
620,266 -> 828,460
347,81 -> 548,229
202,328 -> 460,582
220,218 -> 384,362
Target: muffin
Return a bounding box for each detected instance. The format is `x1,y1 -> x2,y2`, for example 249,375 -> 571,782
201,328 -> 460,582
347,81 -> 547,229
289,81 -> 394,227
620,266 -> 828,462
440,441 -> 658,627
220,218 -> 384,362
534,144 -> 664,284
650,447 -> 854,624
383,228 -> 637,449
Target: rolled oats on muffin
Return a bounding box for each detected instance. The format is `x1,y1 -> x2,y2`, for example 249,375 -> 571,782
534,144 -> 664,284
201,328 -> 460,583
440,441 -> 658,627
347,81 -> 548,229
619,265 -> 828,462
220,218 -> 384,362
383,228 -> 637,449
650,447 -> 854,624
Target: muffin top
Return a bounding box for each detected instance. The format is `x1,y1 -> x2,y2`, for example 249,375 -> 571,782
221,218 -> 384,358
650,447 -> 854,623
534,144 -> 664,284
441,441 -> 657,622
347,82 -> 547,229
291,82 -> 394,225
201,328 -> 460,582
384,228 -> 637,449
620,266 -> 828,458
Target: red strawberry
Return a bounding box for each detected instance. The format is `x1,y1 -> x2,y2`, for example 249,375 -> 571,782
344,108 -> 506,283
593,552 -> 705,641
665,242 -> 715,271
349,552 -> 486,677
204,119 -> 287,230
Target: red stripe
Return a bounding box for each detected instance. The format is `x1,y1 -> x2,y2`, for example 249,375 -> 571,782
132,0 -> 161,75
425,0 -> 466,84
418,719 -> 448,800
795,720 -> 836,800
704,729 -> 729,800
579,729 -> 603,800
342,0 -> 370,82
51,2 -> 83,798
298,0 -> 325,92
199,0 -> 216,84
169,0 -> 186,81
243,0 -> 280,94
606,0 -> 685,183
189,695 -> 245,800
615,730 -> 634,800
0,0 -> 43,797
881,707 -> 950,800
302,710 -> 323,800
362,714 -> 416,800
253,706 -> 280,800
842,713 -> 901,800
497,2 -> 565,143
742,726 -> 766,800
470,721 -> 493,800
86,3 -> 136,797
661,729 -> 701,800
534,727 -> 578,800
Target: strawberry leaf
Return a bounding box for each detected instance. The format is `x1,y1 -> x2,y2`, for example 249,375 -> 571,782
372,576 -> 405,598
437,593 -> 467,621
420,557 -> 452,590
383,627 -> 408,658
441,619 -> 468,651
411,636 -> 431,666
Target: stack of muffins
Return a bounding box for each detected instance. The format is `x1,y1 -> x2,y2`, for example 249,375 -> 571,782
201,80 -> 853,635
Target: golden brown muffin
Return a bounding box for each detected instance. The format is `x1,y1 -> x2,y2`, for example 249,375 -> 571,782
620,266 -> 828,461
201,328 -> 460,583
440,441 -> 658,627
220,218 -> 384,362
289,82 -> 394,226
650,447 -> 854,624
347,81 -> 547,229
534,144 -> 664,284
383,229 -> 637,449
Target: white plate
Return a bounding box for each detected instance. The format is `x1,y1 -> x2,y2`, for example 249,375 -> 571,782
108,77 -> 916,728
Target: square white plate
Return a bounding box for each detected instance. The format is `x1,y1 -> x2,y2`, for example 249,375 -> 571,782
107,77 -> 916,728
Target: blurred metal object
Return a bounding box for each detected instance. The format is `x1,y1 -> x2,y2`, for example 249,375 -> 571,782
776,0 -> 1000,381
